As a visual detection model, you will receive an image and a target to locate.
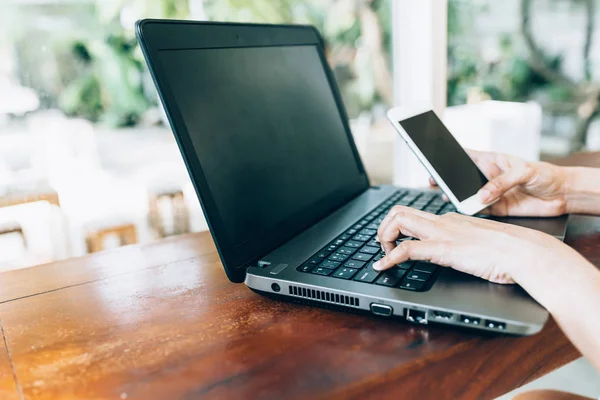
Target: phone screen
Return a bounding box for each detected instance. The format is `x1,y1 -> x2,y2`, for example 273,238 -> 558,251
398,110 -> 488,202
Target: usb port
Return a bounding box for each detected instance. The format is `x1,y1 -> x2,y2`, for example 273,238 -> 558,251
406,309 -> 428,324
431,310 -> 454,320
460,315 -> 481,325
485,320 -> 506,330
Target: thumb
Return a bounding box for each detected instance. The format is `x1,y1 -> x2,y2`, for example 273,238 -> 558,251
478,166 -> 533,204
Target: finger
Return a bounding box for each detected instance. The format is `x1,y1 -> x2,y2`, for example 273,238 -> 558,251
442,194 -> 449,202
465,148 -> 483,161
377,204 -> 438,244
429,177 -> 438,187
373,240 -> 451,271
478,166 -> 534,204
377,205 -> 436,246
378,209 -> 440,254
465,149 -> 503,178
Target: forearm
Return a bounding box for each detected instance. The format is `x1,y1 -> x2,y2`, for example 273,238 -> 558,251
515,251 -> 600,371
551,268 -> 600,372
564,167 -> 600,215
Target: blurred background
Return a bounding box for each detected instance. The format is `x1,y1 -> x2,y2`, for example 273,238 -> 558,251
1,0 -> 599,271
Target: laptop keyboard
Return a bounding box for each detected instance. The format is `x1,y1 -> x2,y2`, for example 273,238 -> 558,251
296,190 -> 456,292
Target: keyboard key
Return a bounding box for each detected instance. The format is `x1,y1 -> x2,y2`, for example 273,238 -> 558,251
411,201 -> 429,210
353,234 -> 371,242
329,253 -> 348,262
399,279 -> 425,291
338,234 -> 352,241
330,239 -> 345,246
413,262 -> 438,273
332,267 -> 358,280
360,228 -> 377,236
375,273 -> 399,287
297,263 -> 314,273
337,246 -> 357,256
420,193 -> 436,202
373,252 -> 385,261
345,228 -> 358,235
402,194 -> 419,203
423,203 -> 442,213
377,267 -> 408,286
406,270 -> 431,281
320,260 -> 341,270
367,239 -> 380,247
326,244 -> 338,252
396,261 -> 413,270
353,263 -> 380,283
312,267 -> 333,276
360,246 -> 380,255
343,260 -> 365,269
345,240 -> 362,248
352,252 -> 373,261
307,256 -> 322,265
316,251 -> 331,258
366,222 -> 379,230
395,199 -> 411,206
438,204 -> 456,215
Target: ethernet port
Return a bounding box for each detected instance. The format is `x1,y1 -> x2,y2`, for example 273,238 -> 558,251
406,308 -> 428,324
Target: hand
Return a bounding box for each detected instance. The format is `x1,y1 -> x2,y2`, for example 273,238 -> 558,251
430,150 -> 568,217
374,206 -> 580,284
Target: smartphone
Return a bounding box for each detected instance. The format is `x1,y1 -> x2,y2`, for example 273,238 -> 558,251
386,107 -> 495,215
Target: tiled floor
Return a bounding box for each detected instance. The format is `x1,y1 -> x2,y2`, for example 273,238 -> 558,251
497,358 -> 600,399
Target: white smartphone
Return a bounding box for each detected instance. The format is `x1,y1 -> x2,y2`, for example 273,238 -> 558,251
386,107 -> 496,215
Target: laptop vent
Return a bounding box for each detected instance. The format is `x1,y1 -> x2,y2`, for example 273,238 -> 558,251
288,285 -> 360,307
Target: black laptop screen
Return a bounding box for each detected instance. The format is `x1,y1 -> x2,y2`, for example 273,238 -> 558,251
158,45 -> 365,251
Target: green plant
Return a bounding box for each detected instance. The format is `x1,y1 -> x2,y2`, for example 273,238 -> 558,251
448,0 -> 598,151
59,34 -> 149,126
59,0 -> 190,127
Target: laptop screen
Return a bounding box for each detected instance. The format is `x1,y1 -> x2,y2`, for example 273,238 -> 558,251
158,44 -> 367,261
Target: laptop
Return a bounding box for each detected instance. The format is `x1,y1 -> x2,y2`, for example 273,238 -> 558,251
136,19 -> 569,335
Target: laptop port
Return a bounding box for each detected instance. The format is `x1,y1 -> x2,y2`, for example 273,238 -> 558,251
406,308 -> 428,324
431,310 -> 454,321
370,303 -> 393,317
460,315 -> 481,326
485,320 -> 506,330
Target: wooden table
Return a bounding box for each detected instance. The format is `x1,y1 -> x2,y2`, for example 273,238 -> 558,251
0,215 -> 597,400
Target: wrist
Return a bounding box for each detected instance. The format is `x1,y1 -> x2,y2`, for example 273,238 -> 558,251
511,242 -> 598,314
563,167 -> 600,214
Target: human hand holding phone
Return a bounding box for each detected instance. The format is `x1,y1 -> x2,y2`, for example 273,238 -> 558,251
429,150 -> 569,217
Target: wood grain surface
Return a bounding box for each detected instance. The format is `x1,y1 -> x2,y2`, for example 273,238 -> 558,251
0,216 -> 597,399
0,323 -> 19,400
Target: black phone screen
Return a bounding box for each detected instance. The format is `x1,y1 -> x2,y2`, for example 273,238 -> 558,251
398,110 -> 488,202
